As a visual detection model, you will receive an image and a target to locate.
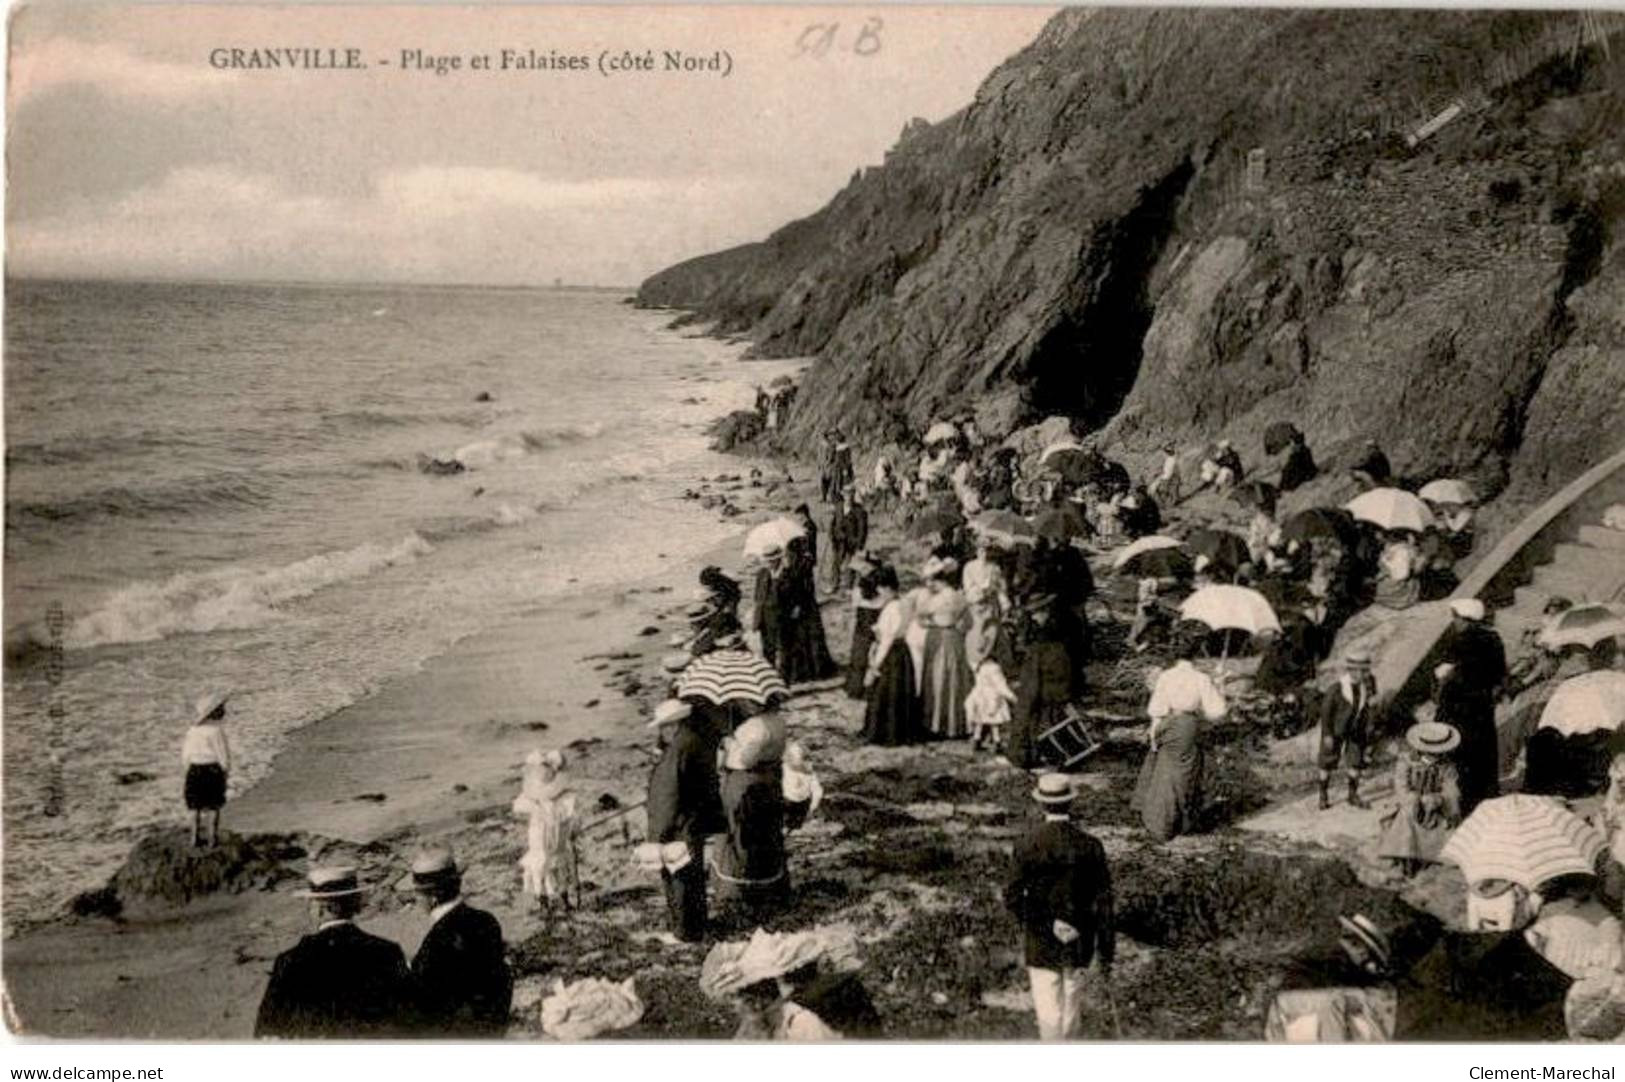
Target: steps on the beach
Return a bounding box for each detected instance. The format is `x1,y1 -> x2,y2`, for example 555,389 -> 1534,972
1533,563 -> 1625,603
1550,542 -> 1625,580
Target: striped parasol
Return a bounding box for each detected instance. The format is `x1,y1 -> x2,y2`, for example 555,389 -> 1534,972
1440,794 -> 1607,891
675,648 -> 790,707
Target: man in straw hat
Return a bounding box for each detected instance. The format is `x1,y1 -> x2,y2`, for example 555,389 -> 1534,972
1316,649 -> 1379,811
406,844 -> 513,1036
1003,774 -> 1116,1040
254,866 -> 411,1038
646,698 -> 724,943
1433,597 -> 1507,815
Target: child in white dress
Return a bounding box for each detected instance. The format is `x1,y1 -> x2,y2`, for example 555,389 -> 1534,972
965,656 -> 1017,751
511,748 -> 579,914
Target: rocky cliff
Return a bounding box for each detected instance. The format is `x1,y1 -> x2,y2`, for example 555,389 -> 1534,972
639,9 -> 1625,515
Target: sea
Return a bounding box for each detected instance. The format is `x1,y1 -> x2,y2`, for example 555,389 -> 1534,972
2,278 -> 796,929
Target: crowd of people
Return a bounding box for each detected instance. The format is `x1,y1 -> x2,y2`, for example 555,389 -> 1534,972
220,401 -> 1625,1042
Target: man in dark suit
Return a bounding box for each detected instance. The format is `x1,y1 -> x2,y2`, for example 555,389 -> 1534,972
646,698 -> 725,943
1004,774 -> 1115,1040
407,845 -> 513,1037
254,866 -> 412,1039
828,489 -> 869,593
1433,598 -> 1507,815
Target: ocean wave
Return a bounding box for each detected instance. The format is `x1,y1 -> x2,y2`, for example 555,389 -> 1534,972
450,422 -> 606,468
64,533 -> 435,649
7,474 -> 273,528
6,431 -> 214,467
318,407 -> 494,433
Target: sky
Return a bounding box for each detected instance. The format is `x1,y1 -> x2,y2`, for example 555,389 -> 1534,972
5,4 -> 1058,287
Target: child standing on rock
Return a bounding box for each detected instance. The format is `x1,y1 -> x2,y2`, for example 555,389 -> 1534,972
181,690 -> 232,847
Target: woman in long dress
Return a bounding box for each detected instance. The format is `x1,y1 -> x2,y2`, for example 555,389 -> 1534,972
511,749 -> 579,912
862,567 -> 921,746
1377,722 -> 1463,875
776,531 -> 837,684
918,563 -> 974,739
715,713 -> 790,921
845,563 -> 884,700
752,553 -> 784,668
1132,632 -> 1227,841
1005,595 -> 1075,770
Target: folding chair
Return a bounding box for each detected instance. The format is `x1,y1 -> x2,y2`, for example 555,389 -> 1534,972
1037,712 -> 1104,769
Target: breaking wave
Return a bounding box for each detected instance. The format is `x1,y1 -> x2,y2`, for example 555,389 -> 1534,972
449,422 -> 606,468
65,533 -> 435,649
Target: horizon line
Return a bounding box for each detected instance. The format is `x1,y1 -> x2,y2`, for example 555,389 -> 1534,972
3,270 -> 641,294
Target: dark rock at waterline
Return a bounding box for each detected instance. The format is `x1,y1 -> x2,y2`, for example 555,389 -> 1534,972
638,626 -> 661,637
707,410 -> 764,453
353,792 -> 387,803
69,830 -> 309,915
474,391 -> 494,402
114,771 -> 157,786
416,453 -> 466,477
641,9 -> 1625,523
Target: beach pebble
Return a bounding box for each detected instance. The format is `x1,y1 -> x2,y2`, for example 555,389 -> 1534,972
114,770 -> 156,785
584,699 -> 600,708
930,992 -> 949,1006
452,784 -> 469,794
639,626 -> 660,636
354,793 -> 387,803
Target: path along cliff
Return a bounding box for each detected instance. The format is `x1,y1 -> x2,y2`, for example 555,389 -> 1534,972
638,9 -> 1625,534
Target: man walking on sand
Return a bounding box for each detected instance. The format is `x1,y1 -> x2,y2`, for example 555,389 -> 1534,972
647,698 -> 725,943
406,845 -> 513,1037
255,866 -> 412,1039
1004,774 -> 1116,1040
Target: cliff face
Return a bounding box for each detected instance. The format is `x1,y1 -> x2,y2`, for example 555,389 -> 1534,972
639,9 -> 1625,507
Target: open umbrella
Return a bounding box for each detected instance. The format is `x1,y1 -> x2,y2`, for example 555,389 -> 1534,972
972,509 -> 1035,545
1263,421 -> 1301,456
1538,671 -> 1625,738
909,506 -> 966,539
743,517 -> 805,560
1111,535 -> 1184,569
1440,794 -> 1607,891
1280,507 -> 1360,547
1419,478 -> 1477,507
1186,528 -> 1252,572
676,648 -> 790,707
1180,584 -> 1281,635
1537,605 -> 1625,652
1346,488 -> 1437,533
1038,438 -> 1087,466
924,421 -> 960,445
1117,545 -> 1193,580
1033,506 -> 1089,542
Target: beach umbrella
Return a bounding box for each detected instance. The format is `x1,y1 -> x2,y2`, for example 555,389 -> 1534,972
1263,421 -> 1301,456
1117,545 -> 1193,580
1038,438 -> 1087,466
1180,584 -> 1281,635
1419,478 -> 1477,507
924,421 -> 960,445
743,517 -> 805,560
1538,671 -> 1625,738
676,648 -> 790,707
1346,487 -> 1436,533
1186,528 -> 1251,572
1111,535 -> 1184,570
1440,794 -> 1606,891
1538,604 -> 1625,652
1280,507 -> 1360,547
972,509 -> 1034,546
909,506 -> 966,540
1032,506 -> 1090,542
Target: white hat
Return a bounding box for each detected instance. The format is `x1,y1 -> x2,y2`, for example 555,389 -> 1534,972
409,845 -> 460,889
1449,598 -> 1487,621
194,689 -> 232,723
649,699 -> 692,729
297,865 -> 368,899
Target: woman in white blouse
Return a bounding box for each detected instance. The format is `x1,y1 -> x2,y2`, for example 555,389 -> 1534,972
861,566 -> 922,746
181,690 -> 233,847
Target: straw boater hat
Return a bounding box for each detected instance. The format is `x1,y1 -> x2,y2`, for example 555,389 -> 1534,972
1336,913 -> 1393,971
1449,598 -> 1487,622
647,698 -> 692,730
194,689 -> 231,723
1031,773 -> 1075,806
409,845 -> 460,891
1406,721 -> 1460,756
297,865 -> 368,899
1345,649 -> 1373,669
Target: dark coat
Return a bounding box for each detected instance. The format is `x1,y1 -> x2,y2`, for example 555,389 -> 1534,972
1436,621 -> 1507,811
1255,619 -> 1320,696
1279,443 -> 1318,493
254,921 -> 412,1039
1317,675 -> 1378,743
831,504 -> 869,556
647,722 -> 725,845
410,904 -> 513,1037
791,972 -> 883,1038
1003,819 -> 1115,971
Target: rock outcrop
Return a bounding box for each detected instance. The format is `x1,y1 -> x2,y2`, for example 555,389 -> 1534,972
638,9 -> 1625,519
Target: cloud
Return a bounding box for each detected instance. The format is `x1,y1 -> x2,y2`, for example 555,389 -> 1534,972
9,164 -> 769,285
10,37 -> 239,104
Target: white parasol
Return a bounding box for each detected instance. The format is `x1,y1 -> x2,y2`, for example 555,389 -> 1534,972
1418,478 -> 1477,506
1537,671 -> 1625,738
1440,794 -> 1607,891
1537,604 -> 1625,652
1110,535 -> 1185,570
1179,584 -> 1282,635
924,421 -> 960,445
1038,438 -> 1088,466
1346,488 -> 1437,533
742,516 -> 805,560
